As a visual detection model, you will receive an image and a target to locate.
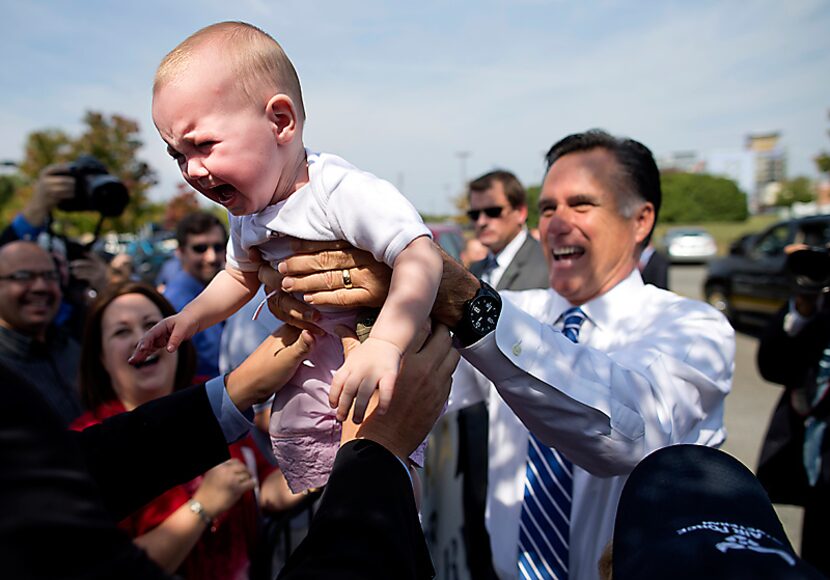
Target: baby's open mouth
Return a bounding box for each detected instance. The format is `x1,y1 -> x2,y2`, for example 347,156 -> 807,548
211,184 -> 235,203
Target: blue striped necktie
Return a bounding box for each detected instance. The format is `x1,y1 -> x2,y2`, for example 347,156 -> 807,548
518,306 -> 587,579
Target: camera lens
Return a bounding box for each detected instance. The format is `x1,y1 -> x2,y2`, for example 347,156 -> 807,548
86,174 -> 129,217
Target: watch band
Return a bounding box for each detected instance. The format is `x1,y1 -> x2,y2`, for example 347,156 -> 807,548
453,279 -> 502,347
188,498 -> 214,528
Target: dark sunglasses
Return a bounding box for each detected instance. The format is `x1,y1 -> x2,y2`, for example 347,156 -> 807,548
0,269 -> 60,283
189,243 -> 226,254
467,206 -> 506,221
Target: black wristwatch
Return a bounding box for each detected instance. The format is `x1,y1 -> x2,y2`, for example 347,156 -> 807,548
452,280 -> 502,346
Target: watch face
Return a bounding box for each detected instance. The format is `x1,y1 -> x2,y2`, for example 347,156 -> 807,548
470,295 -> 500,333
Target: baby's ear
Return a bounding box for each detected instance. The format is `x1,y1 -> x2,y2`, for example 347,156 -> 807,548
266,94 -> 299,145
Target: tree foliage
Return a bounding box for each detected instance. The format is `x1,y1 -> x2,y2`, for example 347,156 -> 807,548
2,112 -> 159,236
163,184 -> 202,231
774,176 -> 815,207
526,185 -> 540,230
659,171 -> 748,223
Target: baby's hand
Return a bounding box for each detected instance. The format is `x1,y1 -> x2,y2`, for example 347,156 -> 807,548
330,337 -> 402,424
129,311 -> 200,364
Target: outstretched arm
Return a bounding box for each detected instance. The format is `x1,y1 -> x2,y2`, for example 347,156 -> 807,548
264,239 -> 477,330
132,266 -> 260,363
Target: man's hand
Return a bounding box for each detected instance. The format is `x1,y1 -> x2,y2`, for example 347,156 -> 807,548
193,459 -> 256,519
225,324 -> 316,410
257,263 -> 324,335
130,311 -> 200,365
338,323 -> 459,461
22,164 -> 76,227
260,238 -> 478,330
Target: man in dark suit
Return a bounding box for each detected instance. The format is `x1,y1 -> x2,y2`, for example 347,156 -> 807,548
467,170 -> 549,291
639,243 -> 670,289
1,321 -> 455,579
457,170 -> 549,578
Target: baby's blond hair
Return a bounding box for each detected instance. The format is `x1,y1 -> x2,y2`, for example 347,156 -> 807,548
154,21 -> 306,121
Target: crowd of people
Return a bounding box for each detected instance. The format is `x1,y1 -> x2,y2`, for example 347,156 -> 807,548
1,19 -> 828,580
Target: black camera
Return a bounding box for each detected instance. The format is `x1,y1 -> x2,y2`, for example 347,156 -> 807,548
787,245 -> 830,293
56,155 -> 130,217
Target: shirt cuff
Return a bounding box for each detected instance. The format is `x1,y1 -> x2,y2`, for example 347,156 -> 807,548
205,375 -> 254,443
395,455 -> 414,488
11,213 -> 45,241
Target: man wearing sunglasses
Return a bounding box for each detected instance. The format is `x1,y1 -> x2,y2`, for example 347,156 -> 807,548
466,170 -> 548,291
0,241 -> 83,425
164,212 -> 228,381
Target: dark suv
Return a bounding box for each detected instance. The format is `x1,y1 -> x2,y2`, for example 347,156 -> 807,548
703,214 -> 830,324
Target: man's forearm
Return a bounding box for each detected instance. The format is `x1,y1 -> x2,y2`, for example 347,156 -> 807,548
430,245 -> 479,328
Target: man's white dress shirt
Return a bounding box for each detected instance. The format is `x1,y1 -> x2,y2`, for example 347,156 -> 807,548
450,270 -> 735,580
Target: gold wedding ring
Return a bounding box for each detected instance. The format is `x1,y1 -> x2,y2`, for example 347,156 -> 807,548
342,268 -> 353,289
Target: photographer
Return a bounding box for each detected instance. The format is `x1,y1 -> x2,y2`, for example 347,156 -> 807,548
2,162 -> 124,338
756,243 -> 830,576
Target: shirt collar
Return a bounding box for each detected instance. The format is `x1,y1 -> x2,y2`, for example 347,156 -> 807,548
550,268 -> 645,332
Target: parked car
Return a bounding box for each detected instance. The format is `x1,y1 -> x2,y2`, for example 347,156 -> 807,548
659,227 -> 718,263
703,214 -> 830,323
426,222 -> 465,261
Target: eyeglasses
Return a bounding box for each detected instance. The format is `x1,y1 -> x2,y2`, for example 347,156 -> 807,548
188,243 -> 226,254
467,206 -> 506,221
0,270 -> 60,283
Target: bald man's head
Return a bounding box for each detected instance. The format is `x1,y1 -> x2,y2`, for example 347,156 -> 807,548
0,242 -> 62,340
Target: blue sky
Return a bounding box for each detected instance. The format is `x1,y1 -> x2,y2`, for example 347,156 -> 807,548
2,0 -> 828,215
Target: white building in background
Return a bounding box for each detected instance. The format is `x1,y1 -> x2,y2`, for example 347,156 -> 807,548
657,132 -> 788,214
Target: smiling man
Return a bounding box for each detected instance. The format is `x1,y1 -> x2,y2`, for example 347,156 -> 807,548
0,241 -> 83,425
164,212 -> 228,381
270,129 -> 736,580
445,130 -> 735,579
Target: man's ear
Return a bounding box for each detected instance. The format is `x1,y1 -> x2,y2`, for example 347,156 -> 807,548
633,202 -> 655,245
266,94 -> 299,145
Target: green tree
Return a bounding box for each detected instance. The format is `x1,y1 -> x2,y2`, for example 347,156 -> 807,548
0,174 -> 24,215
6,112 -> 158,236
526,185 -> 540,230
660,171 -> 748,223
774,176 -> 815,207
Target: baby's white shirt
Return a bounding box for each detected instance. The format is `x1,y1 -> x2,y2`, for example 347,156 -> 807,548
226,150 -> 431,274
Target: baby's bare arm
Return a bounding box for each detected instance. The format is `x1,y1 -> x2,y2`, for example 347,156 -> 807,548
368,236 -> 442,352
132,266 -> 261,362
180,266 -> 261,328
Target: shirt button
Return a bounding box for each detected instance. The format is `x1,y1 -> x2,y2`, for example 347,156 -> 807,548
512,342 -> 522,356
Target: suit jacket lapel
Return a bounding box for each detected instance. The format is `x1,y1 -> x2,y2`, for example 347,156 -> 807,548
497,237 -> 530,290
